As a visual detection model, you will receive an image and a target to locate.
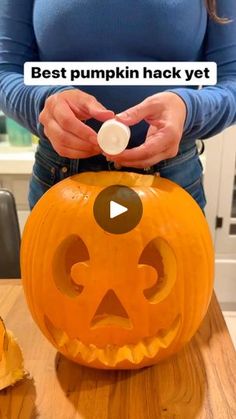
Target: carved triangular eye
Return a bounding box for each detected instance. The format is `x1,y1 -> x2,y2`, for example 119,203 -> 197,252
52,235 -> 89,297
138,238 -> 177,303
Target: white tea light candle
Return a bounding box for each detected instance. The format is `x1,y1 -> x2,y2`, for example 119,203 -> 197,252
97,119 -> 131,155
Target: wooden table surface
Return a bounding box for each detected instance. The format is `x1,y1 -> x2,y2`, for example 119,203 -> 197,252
0,281 -> 235,419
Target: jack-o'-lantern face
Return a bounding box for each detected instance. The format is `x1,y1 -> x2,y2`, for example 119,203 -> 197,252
21,172 -> 214,369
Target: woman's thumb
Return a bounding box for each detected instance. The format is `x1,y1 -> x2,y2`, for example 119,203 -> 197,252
87,100 -> 114,121
116,103 -> 147,125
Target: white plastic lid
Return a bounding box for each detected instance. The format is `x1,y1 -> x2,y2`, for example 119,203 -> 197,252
97,119 -> 131,155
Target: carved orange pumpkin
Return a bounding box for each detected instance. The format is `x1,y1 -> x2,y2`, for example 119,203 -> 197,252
21,172 -> 214,369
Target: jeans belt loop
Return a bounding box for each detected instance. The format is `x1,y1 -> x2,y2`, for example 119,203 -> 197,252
70,159 -> 80,174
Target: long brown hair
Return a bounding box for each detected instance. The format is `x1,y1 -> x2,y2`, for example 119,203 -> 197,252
205,0 -> 229,23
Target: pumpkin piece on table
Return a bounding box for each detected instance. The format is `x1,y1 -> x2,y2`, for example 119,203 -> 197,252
0,317 -> 25,390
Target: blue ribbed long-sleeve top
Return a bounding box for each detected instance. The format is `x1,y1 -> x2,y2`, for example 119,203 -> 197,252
0,0 -> 236,151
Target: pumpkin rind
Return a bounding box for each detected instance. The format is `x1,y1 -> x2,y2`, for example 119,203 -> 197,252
21,172 -> 214,369
0,317 -> 25,389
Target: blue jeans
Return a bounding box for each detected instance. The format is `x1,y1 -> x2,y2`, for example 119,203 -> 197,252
28,142 -> 206,211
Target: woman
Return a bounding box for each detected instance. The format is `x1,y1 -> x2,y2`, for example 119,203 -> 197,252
0,0 -> 236,210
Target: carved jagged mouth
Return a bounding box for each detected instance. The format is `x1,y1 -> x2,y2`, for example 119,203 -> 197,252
45,315 -> 181,366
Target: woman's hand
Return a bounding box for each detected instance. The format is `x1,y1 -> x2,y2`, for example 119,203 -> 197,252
39,89 -> 114,158
109,92 -> 186,168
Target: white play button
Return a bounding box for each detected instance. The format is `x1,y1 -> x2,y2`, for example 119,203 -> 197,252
110,200 -> 128,219
93,185 -> 143,234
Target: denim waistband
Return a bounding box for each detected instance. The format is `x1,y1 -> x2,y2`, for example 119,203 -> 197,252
38,137 -> 198,174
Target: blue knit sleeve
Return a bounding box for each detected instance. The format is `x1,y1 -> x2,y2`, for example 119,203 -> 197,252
169,0 -> 236,140
0,0 -> 74,136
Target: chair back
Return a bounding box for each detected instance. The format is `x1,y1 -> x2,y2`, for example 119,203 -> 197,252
0,189 -> 21,278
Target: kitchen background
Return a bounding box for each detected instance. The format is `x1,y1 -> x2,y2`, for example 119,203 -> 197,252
0,110 -> 235,347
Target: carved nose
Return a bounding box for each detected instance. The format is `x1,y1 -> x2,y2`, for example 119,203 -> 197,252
90,289 -> 133,329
